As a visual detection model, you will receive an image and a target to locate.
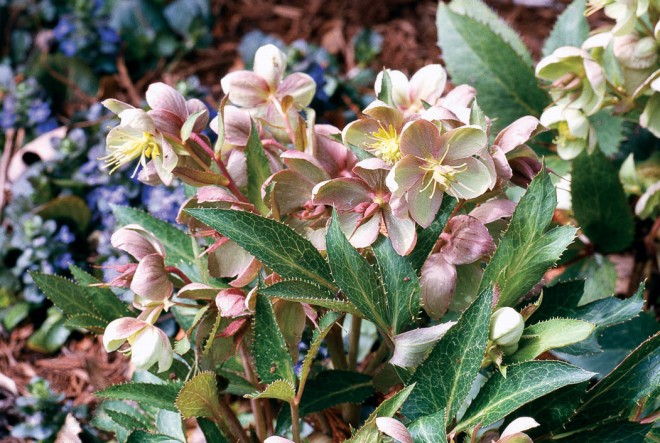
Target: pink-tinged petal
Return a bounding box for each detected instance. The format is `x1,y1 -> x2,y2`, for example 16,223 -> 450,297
441,84 -> 476,122
441,125 -> 488,161
376,69 -> 411,110
470,199 -> 516,224
146,82 -> 187,118
137,161 -> 163,186
131,324 -> 172,372
277,73 -> 316,109
446,157 -> 492,200
383,207 -> 417,256
118,108 -> 156,133
442,215 -> 495,265
353,158 -> 390,191
264,438 -> 295,443
281,151 -> 330,183
376,417 -> 413,443
102,98 -> 134,115
337,211 -> 381,249
390,322 -> 455,367
220,106 -> 252,146
152,156 -> 174,186
131,253 -> 173,301
409,64 -> 447,106
421,105 -> 461,125
490,145 -> 513,183
268,170 -> 315,214
407,174 -> 443,228
399,119 -> 441,158
478,148 -> 499,190
208,240 -> 255,280
494,116 -> 546,154
227,149 -> 248,188
148,109 -> 184,137
342,119 -> 381,151
103,317 -> 146,351
253,44 -> 286,89
312,178 -> 372,210
159,135 -> 178,172
387,155 -> 424,196
220,71 -> 271,108
314,124 -> 355,176
216,288 -> 247,317
197,186 -> 239,204
229,256 -> 261,287
510,156 -> 542,188
420,253 -> 456,320
501,417 -> 540,438
178,283 -> 219,300
186,98 -> 210,133
362,102 -> 404,129
111,225 -> 165,260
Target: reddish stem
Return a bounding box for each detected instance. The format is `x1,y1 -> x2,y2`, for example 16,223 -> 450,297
165,266 -> 192,285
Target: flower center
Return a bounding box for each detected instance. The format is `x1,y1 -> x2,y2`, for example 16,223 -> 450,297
419,160 -> 468,198
554,121 -> 579,147
366,123 -> 401,164
102,132 -> 161,176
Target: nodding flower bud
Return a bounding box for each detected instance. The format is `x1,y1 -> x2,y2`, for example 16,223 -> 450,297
489,307 -> 525,348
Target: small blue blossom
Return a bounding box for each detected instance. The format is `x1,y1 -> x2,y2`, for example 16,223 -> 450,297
52,17 -> 74,40
54,252 -> 73,270
28,101 -> 52,124
54,225 -> 75,244
141,185 -> 187,224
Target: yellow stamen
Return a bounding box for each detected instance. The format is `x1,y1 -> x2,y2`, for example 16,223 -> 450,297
366,123 -> 401,164
101,132 -> 162,176
419,160 -> 468,198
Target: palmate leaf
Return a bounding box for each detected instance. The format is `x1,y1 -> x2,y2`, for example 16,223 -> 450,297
571,150 -> 634,254
566,332 -> 660,431
479,168 -> 577,308
402,287 -> 493,423
436,1 -> 549,133
252,294 -> 296,385
246,379 -> 296,402
455,361 -> 595,432
186,208 -> 335,290
326,212 -> 389,333
408,409 -> 447,443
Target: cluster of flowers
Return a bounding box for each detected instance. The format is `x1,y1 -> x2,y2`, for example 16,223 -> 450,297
100,44 -> 547,371
0,70 -> 58,137
536,0 -> 659,159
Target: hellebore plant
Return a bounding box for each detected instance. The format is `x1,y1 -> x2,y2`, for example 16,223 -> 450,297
33,10 -> 659,442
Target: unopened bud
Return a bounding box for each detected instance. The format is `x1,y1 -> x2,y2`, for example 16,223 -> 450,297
489,307 -> 524,347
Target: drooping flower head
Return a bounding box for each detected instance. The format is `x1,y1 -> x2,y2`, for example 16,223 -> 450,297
540,104 -> 596,160
387,120 -> 493,227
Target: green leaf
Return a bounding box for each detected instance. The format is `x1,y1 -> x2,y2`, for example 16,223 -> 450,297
406,197 -> 456,273
197,418 -> 229,443
567,332 -> 660,430
508,319 -> 595,363
175,371 -> 222,420
301,370 -> 374,416
35,195 -> 91,232
347,384 -> 416,442
106,408 -> 152,431
580,254 -> 618,304
68,264 -> 134,320
96,382 -> 181,412
436,3 -> 548,133
245,122 -> 271,215
448,0 -> 533,65
373,236 -> 420,334
542,0 -> 589,56
507,382 -> 589,438
326,212 -> 388,332
571,150 -> 633,254
112,205 -> 196,268
180,109 -> 207,142
408,409 -> 447,443
253,294 -> 296,385
402,287 -> 493,423
186,208 -> 334,290
31,272 -> 98,319
590,110 -> 625,156
259,279 -> 360,316
126,431 -> 180,443
551,421 -> 652,443
299,312 -> 341,386
155,410 -> 186,442
26,307 -> 71,353
377,69 -> 394,106
247,379 -> 296,402
455,361 -> 595,432
92,400 -> 144,443
555,311 -> 659,377
479,168 -> 577,308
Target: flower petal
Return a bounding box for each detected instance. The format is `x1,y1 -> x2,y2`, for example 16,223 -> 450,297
399,119 -> 441,158
111,225 -> 166,260
409,64 -> 447,107
441,125 -> 488,161
313,178 -> 372,211
470,199 -> 516,224
494,116 -> 545,154
376,417 -> 413,443
221,71 -> 271,108
420,253 -> 457,320
131,253 -> 173,301
277,73 -> 316,109
253,44 -> 286,89
446,157 -> 492,200
442,215 -> 495,265
383,207 -> 417,256
386,155 -> 425,195
353,158 -> 390,191
338,211 -> 381,249
103,317 -> 146,351
146,82 -> 188,118
407,174 -> 443,228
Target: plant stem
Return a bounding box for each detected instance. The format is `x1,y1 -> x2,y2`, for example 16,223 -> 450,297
347,316 -> 361,370
188,132 -> 250,204
325,324 -> 348,370
241,343 -> 267,441
363,340 -> 389,375
165,266 -> 192,285
216,396 -> 250,443
290,400 -> 302,443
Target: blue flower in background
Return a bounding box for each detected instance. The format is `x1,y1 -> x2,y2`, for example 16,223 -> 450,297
28,101 -> 51,124
52,17 -> 74,40
54,225 -> 75,245
141,185 -> 187,224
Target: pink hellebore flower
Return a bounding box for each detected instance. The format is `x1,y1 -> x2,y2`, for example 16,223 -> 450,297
420,215 -> 495,319
103,308 -> 173,372
313,158 -> 417,256
220,44 -> 316,124
109,224 -> 173,307
387,120 -> 493,228
490,116 -> 546,187
342,101 -> 409,165
375,65 -> 448,114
